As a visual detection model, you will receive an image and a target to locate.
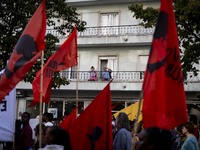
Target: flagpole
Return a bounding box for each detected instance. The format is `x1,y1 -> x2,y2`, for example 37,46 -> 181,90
131,90 -> 143,150
39,50 -> 44,148
76,60 -> 78,118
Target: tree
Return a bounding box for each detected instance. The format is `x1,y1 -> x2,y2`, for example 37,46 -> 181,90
0,0 -> 86,88
128,0 -> 200,80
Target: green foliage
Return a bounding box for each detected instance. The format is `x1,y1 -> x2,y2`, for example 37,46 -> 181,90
128,0 -> 200,80
0,0 -> 86,87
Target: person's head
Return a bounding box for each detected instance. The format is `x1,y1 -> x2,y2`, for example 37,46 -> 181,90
42,112 -> 48,122
45,126 -> 72,150
103,67 -> 107,71
182,122 -> 195,134
91,66 -> 95,71
21,112 -> 30,125
46,113 -> 53,122
116,112 -> 131,131
136,127 -> 171,150
34,123 -> 45,137
189,114 -> 198,125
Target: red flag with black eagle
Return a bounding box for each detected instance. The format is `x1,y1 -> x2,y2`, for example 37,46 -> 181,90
28,26 -> 77,107
59,104 -> 81,131
0,0 -> 46,103
142,0 -> 188,130
67,81 -> 112,150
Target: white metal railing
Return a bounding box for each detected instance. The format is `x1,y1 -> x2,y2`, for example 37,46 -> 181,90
60,71 -> 145,81
60,71 -> 200,82
46,25 -> 155,37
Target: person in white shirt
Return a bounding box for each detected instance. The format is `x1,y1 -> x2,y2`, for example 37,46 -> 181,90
44,113 -> 53,127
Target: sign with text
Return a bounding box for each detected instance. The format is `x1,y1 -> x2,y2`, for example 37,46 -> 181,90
0,69 -> 16,141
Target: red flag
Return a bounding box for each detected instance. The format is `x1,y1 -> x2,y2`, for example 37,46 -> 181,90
28,26 -> 77,107
0,0 -> 46,103
59,104 -> 81,130
142,0 -> 187,130
67,82 -> 112,150
111,102 -> 120,110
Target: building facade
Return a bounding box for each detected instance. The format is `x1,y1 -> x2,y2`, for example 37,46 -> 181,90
16,0 -> 200,119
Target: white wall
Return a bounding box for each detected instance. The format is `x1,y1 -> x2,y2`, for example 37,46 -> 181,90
78,46 -> 150,71
76,2 -> 160,27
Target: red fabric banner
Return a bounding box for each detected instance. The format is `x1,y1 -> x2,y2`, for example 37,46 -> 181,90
0,0 -> 46,103
142,0 -> 188,130
67,82 -> 113,150
59,104 -> 81,131
29,26 -> 77,107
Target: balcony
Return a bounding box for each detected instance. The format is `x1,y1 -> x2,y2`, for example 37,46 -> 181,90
60,71 -> 145,82
46,25 -> 154,46
60,71 -> 200,83
46,25 -> 155,37
16,71 -> 200,91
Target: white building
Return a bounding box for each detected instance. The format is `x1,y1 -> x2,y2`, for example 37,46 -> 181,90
16,0 -> 200,119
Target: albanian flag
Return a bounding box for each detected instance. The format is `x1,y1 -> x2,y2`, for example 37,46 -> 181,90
59,104 -> 81,131
67,81 -> 112,150
0,0 -> 46,103
142,0 -> 188,130
28,26 -> 77,107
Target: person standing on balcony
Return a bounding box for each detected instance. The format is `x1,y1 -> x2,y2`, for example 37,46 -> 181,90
102,67 -> 110,81
89,66 -> 97,81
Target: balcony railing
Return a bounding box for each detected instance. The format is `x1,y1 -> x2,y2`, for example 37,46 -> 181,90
46,25 -> 155,37
60,71 -> 145,82
60,71 -> 200,82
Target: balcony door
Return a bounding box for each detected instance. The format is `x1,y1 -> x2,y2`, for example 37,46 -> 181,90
99,55 -> 118,80
137,55 -> 149,80
100,12 -> 119,35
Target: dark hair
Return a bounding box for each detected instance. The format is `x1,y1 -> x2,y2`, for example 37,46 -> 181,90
35,124 -> 45,136
22,112 -> 30,119
189,114 -> 198,125
184,122 -> 195,134
137,121 -> 143,134
46,113 -> 53,122
144,127 -> 172,150
116,112 -> 131,131
91,66 -> 94,69
49,126 -> 72,150
43,112 -> 48,116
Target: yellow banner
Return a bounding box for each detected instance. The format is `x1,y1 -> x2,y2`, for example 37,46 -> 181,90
113,100 -> 143,122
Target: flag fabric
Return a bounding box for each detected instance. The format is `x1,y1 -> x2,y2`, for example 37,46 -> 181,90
0,70 -> 16,142
113,100 -> 143,122
142,0 -> 187,130
28,26 -> 77,107
59,104 -> 81,131
0,0 -> 46,103
67,82 -> 112,150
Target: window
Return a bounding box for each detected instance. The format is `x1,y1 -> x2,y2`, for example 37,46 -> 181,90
100,12 -> 119,35
137,55 -> 149,80
98,55 -> 118,80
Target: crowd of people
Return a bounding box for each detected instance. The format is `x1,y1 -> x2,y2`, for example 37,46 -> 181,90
111,113 -> 200,150
1,112 -> 200,150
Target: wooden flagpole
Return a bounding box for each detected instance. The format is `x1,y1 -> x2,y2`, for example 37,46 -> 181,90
76,60 -> 78,118
39,50 -> 44,148
131,90 -> 143,150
